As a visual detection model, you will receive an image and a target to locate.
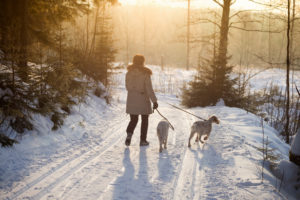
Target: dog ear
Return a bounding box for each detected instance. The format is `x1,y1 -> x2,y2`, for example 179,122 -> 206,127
213,116 -> 219,123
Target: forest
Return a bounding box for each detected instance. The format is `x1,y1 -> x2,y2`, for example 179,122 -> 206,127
1,0 -> 299,144
1,0 -> 300,199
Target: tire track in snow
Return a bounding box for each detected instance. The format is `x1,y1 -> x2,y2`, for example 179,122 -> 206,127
57,147 -> 140,200
28,131 -> 125,200
170,114 -> 197,200
173,145 -> 200,200
8,114 -> 128,200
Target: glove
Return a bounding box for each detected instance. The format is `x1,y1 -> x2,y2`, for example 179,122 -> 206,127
153,102 -> 158,110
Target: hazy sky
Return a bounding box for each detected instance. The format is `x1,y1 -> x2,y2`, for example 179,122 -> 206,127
118,0 -> 266,10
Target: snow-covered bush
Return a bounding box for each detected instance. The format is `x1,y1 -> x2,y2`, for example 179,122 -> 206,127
245,83 -> 300,140
0,133 -> 18,147
0,62 -> 89,138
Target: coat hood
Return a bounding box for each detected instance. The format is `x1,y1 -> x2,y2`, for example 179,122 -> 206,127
127,64 -> 152,75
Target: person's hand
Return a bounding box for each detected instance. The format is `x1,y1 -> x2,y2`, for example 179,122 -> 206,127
153,102 -> 158,110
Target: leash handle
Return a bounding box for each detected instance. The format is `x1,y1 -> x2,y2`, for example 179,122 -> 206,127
155,109 -> 175,131
166,102 -> 207,121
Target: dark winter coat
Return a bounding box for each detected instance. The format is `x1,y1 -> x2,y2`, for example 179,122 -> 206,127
125,64 -> 157,115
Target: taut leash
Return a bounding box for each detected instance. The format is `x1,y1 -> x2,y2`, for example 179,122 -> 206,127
166,102 -> 207,121
155,109 -> 175,131
296,84 -> 300,96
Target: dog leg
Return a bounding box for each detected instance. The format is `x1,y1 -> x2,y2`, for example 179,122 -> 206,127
195,134 -> 199,142
188,130 -> 195,147
159,138 -> 163,153
164,134 -> 168,149
200,134 -> 206,144
158,130 -> 163,153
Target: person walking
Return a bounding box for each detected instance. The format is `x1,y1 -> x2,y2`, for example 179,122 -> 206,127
125,55 -> 158,146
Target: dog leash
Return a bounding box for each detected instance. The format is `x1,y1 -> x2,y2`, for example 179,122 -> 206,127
296,83 -> 300,96
166,102 -> 207,121
155,109 -> 175,131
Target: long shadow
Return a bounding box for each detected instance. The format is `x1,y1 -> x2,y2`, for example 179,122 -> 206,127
190,142 -> 234,171
136,147 -> 158,200
189,142 -> 236,199
112,147 -> 162,200
158,151 -> 174,182
112,148 -> 135,200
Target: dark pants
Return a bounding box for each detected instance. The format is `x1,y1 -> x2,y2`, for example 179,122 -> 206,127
126,114 -> 149,141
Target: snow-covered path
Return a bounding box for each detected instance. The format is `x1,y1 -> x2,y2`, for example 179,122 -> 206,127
1,88 -> 288,199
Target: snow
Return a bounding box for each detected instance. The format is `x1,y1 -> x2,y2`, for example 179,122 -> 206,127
246,67 -> 300,94
0,65 -> 299,200
216,98 -> 225,106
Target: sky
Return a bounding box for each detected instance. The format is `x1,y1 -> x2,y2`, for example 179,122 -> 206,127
118,0 -> 266,10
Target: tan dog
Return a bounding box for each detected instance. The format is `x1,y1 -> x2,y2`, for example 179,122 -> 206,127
188,116 -> 220,147
157,120 -> 170,153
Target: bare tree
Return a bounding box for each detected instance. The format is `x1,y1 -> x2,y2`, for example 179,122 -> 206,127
187,0 -> 191,70
285,0 -> 291,144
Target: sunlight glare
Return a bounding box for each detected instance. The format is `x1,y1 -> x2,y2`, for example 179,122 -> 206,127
118,0 -> 265,10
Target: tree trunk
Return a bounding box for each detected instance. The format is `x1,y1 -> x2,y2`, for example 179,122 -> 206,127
85,3 -> 89,57
285,0 -> 291,144
217,0 -> 231,69
215,0 -> 231,97
19,0 -> 28,80
19,0 -> 28,65
291,0 -> 295,100
59,24 -> 62,68
89,3 -> 100,57
186,0 -> 191,70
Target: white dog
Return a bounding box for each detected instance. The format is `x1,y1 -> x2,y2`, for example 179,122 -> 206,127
157,120 -> 170,153
188,116 -> 220,147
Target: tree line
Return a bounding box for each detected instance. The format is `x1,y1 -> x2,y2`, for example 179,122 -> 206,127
0,0 -> 117,145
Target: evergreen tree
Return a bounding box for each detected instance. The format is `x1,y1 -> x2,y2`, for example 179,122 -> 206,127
182,0 -> 244,108
0,1 -> 89,134
0,0 -> 86,80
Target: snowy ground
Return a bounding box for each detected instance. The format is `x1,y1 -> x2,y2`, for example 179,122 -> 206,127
0,66 -> 299,200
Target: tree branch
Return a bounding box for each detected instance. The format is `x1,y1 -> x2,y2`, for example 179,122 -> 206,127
229,20 -> 261,27
230,9 -> 263,19
230,0 -> 237,6
253,53 -> 285,66
229,25 -> 284,33
244,66 -> 274,83
212,0 -> 224,8
189,39 -> 213,45
248,0 -> 285,9
191,18 -> 221,28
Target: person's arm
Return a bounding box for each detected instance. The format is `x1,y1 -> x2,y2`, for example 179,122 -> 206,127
125,72 -> 130,91
145,75 -> 157,103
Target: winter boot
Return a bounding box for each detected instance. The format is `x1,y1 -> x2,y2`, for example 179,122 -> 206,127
140,140 -> 149,146
125,132 -> 133,146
